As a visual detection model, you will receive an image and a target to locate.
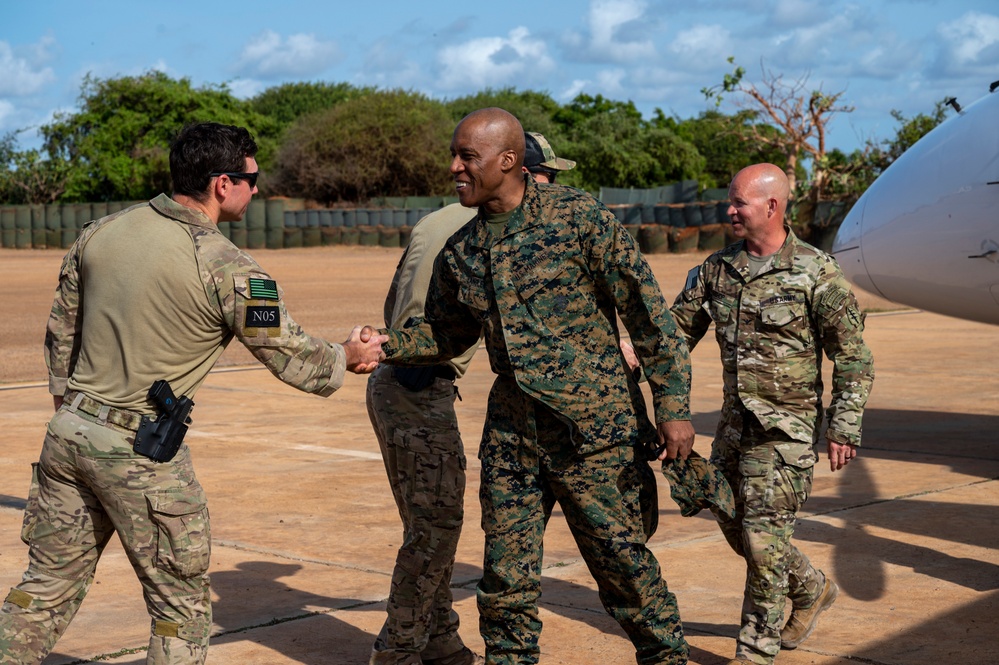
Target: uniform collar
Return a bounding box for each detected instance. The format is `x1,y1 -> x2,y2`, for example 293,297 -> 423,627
724,225 -> 799,278
149,193 -> 218,231
467,175 -> 545,250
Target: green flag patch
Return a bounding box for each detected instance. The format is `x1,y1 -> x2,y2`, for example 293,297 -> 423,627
248,277 -> 279,300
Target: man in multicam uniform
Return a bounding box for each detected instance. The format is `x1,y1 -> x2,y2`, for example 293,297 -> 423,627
0,122 -> 385,665
670,163 -> 874,665
364,108 -> 696,665
364,131 -> 593,665
365,200 -> 480,665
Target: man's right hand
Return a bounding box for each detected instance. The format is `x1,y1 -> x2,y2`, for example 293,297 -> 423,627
654,420 -> 696,461
343,325 -> 387,374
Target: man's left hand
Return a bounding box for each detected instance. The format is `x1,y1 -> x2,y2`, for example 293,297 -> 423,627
827,440 -> 858,471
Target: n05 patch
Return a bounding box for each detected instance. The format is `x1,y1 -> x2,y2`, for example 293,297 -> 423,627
245,306 -> 280,328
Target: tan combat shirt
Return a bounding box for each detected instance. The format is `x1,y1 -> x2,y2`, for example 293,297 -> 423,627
47,194 -> 346,413
383,203 -> 478,378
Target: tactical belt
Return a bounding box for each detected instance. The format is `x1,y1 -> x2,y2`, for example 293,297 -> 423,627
63,391 -> 144,432
432,365 -> 457,381
392,364 -> 457,391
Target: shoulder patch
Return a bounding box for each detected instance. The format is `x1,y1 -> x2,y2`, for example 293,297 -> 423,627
684,266 -> 700,291
245,305 -> 281,329
248,277 -> 279,300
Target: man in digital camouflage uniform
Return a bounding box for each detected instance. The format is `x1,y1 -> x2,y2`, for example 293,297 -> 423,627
364,131 -> 593,665
363,108 -> 696,665
0,122 -> 386,665
670,163 -> 874,665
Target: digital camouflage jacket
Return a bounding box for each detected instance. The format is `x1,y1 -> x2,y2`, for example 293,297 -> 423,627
670,227 -> 874,447
382,178 -> 691,455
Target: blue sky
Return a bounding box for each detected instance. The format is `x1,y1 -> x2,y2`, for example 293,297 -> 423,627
2,0 -> 997,156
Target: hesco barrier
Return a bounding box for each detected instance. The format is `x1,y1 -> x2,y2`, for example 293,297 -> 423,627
0,197 -> 850,255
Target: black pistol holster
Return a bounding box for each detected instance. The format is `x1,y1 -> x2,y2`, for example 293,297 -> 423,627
133,380 -> 194,462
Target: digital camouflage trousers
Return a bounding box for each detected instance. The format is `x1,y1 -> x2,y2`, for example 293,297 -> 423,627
477,385 -> 687,665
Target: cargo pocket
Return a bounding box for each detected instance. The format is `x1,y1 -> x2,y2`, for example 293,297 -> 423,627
738,448 -> 776,510
774,443 -> 816,512
146,489 -> 211,579
19,463 -> 41,545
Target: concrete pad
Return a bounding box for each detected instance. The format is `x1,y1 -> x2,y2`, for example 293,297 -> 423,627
2,247 -> 997,665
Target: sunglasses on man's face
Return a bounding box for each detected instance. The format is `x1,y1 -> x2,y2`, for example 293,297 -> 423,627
210,171 -> 259,188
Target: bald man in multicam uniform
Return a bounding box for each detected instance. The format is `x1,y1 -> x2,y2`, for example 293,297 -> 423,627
363,108 -> 696,665
0,122 -> 386,665
670,163 -> 874,665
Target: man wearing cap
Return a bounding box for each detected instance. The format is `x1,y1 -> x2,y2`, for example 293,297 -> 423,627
364,108 -> 695,665
366,129 -> 628,665
522,132 -> 576,183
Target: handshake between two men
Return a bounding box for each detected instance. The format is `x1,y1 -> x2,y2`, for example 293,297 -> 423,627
342,325 -> 388,374
339,324 -> 696,464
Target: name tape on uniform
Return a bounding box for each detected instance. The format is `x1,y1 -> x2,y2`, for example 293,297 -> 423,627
245,306 -> 280,328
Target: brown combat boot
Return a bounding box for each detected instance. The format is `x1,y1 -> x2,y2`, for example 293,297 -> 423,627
424,646 -> 485,665
781,576 -> 840,649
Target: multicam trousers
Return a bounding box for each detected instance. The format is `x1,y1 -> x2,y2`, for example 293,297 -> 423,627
710,409 -> 825,664
366,365 -> 470,665
0,402 -> 212,665
477,382 -> 687,665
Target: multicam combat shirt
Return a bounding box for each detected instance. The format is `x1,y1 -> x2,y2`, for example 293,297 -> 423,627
382,177 -> 691,455
670,227 -> 874,448
46,194 -> 345,412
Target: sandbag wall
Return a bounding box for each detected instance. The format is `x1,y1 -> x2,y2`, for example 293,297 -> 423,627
605,201 -> 736,255
1,197 -> 850,254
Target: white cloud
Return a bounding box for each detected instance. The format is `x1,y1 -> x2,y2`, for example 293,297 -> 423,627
938,12 -> 999,66
235,31 -> 343,79
361,38 -> 425,89
768,11 -> 864,69
436,27 -> 554,91
226,78 -> 266,100
596,68 -> 628,95
0,100 -> 14,128
848,39 -> 923,80
0,37 -> 57,97
560,79 -> 590,103
669,24 -> 731,71
772,0 -> 827,28
562,0 -> 657,63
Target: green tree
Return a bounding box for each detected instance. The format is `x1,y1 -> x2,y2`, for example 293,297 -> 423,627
819,101 -> 951,199
560,103 -> 704,192
251,81 -> 373,132
553,93 -> 644,131
42,71 -> 279,202
273,90 -> 454,203
703,57 -> 853,197
660,109 -> 792,189
446,88 -> 562,138
0,131 -> 70,204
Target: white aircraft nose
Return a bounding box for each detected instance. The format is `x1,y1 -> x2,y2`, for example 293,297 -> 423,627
831,88 -> 999,325
832,198 -> 881,296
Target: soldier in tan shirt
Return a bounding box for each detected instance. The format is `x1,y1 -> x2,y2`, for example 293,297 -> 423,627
0,122 -> 385,665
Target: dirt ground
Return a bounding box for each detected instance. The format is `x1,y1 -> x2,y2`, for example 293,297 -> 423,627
1,246 -> 997,665
0,246 -> 900,384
